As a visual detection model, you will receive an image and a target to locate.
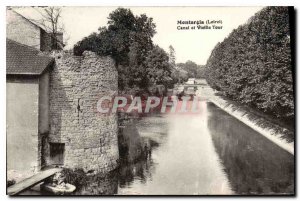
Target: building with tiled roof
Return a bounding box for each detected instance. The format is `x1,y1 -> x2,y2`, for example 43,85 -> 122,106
7,39 -> 54,75
7,39 -> 54,174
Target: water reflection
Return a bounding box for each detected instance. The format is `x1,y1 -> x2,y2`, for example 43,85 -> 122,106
116,103 -> 233,195
207,102 -> 294,195
23,101 -> 294,195
116,114 -> 164,195
118,155 -> 154,188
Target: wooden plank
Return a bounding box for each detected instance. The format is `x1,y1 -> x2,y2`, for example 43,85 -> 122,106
7,168 -> 62,195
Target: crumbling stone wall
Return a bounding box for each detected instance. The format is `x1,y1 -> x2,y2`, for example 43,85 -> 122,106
47,51 -> 119,174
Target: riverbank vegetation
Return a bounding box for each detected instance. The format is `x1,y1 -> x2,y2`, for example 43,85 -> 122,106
73,8 -> 174,92
205,7 -> 294,124
177,61 -> 205,79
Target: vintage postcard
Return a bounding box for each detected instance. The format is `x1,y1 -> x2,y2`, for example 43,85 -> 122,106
6,6 -> 295,195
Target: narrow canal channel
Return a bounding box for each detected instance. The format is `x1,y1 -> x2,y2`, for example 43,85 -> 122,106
23,101 -> 294,195
74,101 -> 294,195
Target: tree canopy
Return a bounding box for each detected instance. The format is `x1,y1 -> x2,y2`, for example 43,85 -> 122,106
177,61 -> 205,79
205,7 -> 293,122
73,8 -> 177,92
146,46 -> 173,86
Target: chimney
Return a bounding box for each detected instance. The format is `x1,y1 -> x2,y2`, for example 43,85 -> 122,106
51,32 -> 64,50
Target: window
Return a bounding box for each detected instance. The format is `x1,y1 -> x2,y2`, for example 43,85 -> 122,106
49,143 -> 65,165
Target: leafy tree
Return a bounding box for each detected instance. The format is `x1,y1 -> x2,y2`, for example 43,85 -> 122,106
171,68 -> 188,84
177,60 -> 205,79
145,46 -> 173,87
205,7 -> 293,122
73,8 -> 157,90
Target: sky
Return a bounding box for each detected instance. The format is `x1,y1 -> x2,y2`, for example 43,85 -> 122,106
14,7 -> 263,65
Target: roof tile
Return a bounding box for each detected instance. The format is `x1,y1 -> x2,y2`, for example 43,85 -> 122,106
6,39 -> 54,75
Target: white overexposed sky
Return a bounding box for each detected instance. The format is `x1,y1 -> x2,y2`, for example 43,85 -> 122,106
13,7 -> 263,65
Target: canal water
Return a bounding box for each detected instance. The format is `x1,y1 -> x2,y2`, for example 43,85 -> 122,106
73,101 -> 294,195
22,101 -> 294,195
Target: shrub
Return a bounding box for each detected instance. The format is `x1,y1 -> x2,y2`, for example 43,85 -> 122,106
62,168 -> 87,187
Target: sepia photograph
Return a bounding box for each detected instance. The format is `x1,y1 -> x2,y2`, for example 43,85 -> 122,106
6,6 -> 295,196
